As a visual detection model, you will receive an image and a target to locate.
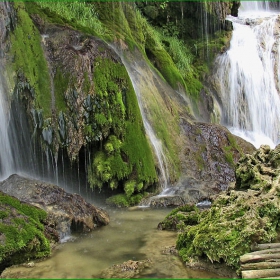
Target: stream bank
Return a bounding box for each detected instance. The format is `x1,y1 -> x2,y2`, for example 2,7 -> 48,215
1,207 -> 234,279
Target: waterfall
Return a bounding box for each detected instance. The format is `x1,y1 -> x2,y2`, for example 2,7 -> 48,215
0,72 -> 14,179
215,2 -> 280,148
110,46 -> 169,190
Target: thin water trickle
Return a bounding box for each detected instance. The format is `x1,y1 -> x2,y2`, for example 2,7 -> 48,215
215,2 -> 280,148
110,45 -> 170,191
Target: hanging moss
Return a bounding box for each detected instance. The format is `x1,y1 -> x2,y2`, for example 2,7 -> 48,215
54,68 -> 69,113
9,2 -> 51,118
87,57 -> 157,200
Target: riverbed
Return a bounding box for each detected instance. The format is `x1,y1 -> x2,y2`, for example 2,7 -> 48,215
1,205 -> 224,278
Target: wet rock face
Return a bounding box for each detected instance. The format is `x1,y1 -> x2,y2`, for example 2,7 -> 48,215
37,24 -> 121,159
0,2 -> 16,55
141,119 -> 256,208
0,174 -> 109,239
179,119 -> 255,191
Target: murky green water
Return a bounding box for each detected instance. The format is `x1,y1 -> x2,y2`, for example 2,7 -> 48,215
2,206 -> 223,279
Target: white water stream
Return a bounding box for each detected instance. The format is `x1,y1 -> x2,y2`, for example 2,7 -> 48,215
215,1 -> 280,148
0,73 -> 14,179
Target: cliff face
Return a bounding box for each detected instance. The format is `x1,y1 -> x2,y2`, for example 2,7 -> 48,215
1,2 -> 158,205
0,1 -> 253,206
136,1 -> 239,39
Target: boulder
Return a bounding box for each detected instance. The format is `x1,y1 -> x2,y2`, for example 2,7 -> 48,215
0,190 -> 50,272
0,174 -> 109,239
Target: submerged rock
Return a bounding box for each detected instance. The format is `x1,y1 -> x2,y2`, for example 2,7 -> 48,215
0,174 -> 109,240
100,259 -> 152,279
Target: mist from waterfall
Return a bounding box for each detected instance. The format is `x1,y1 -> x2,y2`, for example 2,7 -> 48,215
0,72 -> 89,200
215,1 -> 280,148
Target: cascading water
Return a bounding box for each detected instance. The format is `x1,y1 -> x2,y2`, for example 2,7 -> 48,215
124,66 -> 169,190
0,72 -> 14,179
215,1 -> 280,148
110,45 -> 170,191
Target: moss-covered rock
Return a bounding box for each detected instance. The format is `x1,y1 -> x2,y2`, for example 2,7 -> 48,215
0,191 -> 50,272
158,204 -> 200,231
106,193 -> 145,208
1,1 -> 252,209
8,2 -> 51,117
161,144 -> 280,272
2,3 -> 158,206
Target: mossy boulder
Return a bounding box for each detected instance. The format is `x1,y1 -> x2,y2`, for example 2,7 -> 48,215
0,174 -> 109,273
160,144 -> 280,272
158,204 -> 200,231
0,191 -> 50,272
0,175 -> 109,240
235,144 -> 280,191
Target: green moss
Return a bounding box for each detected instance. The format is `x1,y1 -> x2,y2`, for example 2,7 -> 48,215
106,194 -> 130,208
28,2 -> 109,39
145,38 -> 186,91
106,193 -> 145,208
10,2 -> 51,117
173,188 -> 280,271
54,68 -> 69,113
158,204 -> 200,230
124,180 -> 136,197
86,58 -> 157,200
185,71 -> 203,99
0,192 -> 50,267
223,146 -> 235,166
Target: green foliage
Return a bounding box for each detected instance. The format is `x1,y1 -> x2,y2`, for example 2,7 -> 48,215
144,27 -> 186,90
0,192 -> 50,266
10,2 -> 51,117
36,1 -> 108,38
124,180 -> 136,197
